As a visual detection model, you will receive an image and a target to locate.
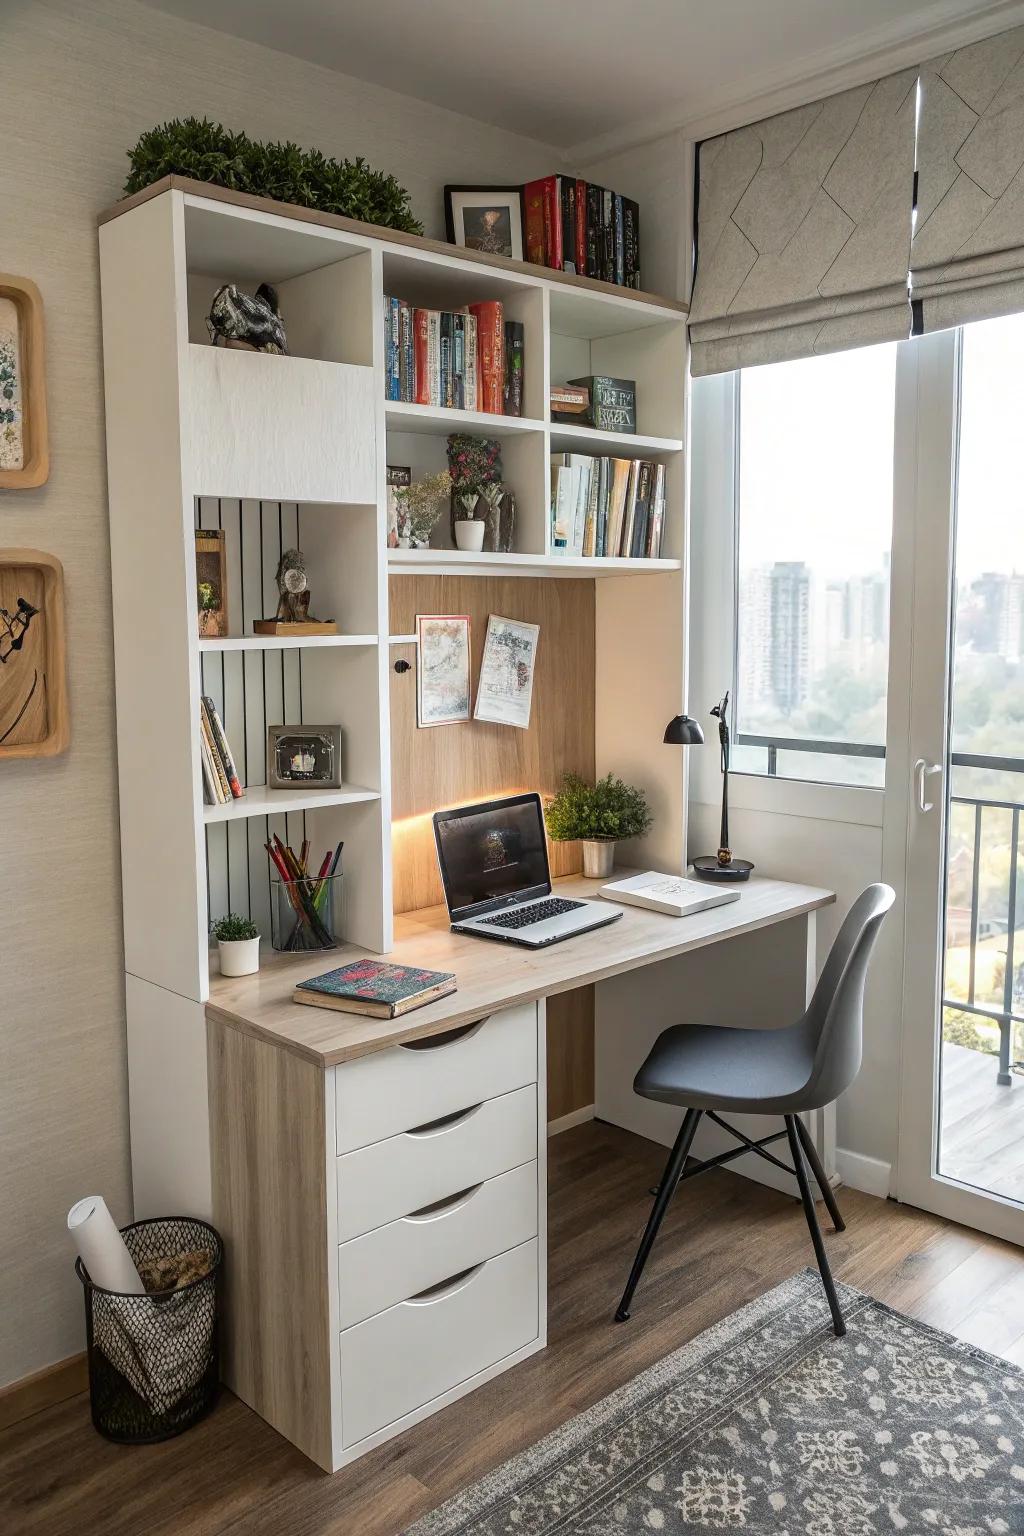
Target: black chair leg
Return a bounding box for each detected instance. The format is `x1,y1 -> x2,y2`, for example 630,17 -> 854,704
795,1115 -> 846,1232
615,1108 -> 702,1323
785,1115 -> 846,1337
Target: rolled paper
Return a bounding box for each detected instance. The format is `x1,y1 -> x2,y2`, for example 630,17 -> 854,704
67,1196 -> 144,1295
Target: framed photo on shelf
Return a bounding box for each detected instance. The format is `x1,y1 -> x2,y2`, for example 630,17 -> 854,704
444,187 -> 524,261
267,725 -> 343,788
416,614 -> 471,727
194,528 -> 228,638
474,614 -> 539,730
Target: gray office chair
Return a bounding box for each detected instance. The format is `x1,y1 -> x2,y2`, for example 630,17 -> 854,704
615,882 -> 895,1337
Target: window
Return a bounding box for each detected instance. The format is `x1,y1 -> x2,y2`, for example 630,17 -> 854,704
733,344 -> 898,787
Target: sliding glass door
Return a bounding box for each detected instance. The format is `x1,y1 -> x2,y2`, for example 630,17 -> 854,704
894,319 -> 1024,1243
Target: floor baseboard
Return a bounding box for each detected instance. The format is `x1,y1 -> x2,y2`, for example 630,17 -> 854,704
548,1104 -> 596,1137
835,1147 -> 892,1199
0,1352 -> 88,1432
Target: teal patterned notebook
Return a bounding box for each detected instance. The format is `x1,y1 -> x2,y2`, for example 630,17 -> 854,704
293,959 -> 457,1018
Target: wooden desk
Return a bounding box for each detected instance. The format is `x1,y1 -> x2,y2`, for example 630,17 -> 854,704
207,871 -> 835,1066
205,872 -> 834,1473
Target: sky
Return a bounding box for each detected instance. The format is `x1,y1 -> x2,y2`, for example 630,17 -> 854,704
736,312 -> 1024,586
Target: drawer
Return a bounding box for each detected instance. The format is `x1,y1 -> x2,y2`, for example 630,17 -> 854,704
336,1083 -> 536,1241
339,1237 -> 539,1448
337,1161 -> 538,1329
335,1003 -> 537,1153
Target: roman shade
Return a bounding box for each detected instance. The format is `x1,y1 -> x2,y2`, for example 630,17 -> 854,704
912,28 -> 1024,333
689,68 -> 919,377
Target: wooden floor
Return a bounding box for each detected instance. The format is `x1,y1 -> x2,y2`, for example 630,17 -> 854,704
4,1119 -> 1024,1536
940,1040 -> 1024,1201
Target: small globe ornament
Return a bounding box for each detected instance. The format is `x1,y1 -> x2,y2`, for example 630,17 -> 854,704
273,550 -> 313,623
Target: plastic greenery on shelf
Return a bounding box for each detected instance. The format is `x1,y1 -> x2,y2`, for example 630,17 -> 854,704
544,773 -> 653,844
123,117 -> 423,235
210,912 -> 260,943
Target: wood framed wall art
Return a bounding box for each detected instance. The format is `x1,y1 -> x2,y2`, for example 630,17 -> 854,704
0,276 -> 48,490
0,550 -> 69,758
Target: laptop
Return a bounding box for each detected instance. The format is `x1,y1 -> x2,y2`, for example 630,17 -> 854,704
433,792 -> 623,948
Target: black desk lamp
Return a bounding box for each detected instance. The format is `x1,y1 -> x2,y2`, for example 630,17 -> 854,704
664,692 -> 754,882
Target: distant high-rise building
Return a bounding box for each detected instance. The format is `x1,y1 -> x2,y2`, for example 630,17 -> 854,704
738,565 -> 772,706
770,561 -> 810,713
971,571 -> 1024,661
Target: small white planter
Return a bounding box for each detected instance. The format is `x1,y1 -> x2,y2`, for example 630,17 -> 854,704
218,936 -> 260,977
454,519 -> 486,552
582,839 -> 616,878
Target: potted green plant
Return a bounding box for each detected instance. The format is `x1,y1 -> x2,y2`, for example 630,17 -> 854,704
212,912 -> 260,977
544,772 -> 653,878
446,435 -> 502,551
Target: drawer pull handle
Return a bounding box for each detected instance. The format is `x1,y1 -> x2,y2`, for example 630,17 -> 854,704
406,1262 -> 486,1306
399,1017 -> 489,1052
405,1103 -> 483,1138
405,1184 -> 483,1223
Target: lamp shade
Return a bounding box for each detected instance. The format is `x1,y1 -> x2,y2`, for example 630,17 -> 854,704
663,714 -> 705,746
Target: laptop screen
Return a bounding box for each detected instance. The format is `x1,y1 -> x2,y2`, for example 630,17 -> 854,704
434,794 -> 551,919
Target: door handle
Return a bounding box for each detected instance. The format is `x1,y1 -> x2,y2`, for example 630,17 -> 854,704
914,758 -> 942,813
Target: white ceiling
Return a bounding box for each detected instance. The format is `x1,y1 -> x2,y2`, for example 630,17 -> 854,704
138,0 -> 1022,156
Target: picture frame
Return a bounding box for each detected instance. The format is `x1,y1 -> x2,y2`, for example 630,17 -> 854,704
0,275 -> 48,490
474,614 -> 540,730
0,548 -> 69,758
194,528 -> 228,638
267,725 -> 343,789
444,187 -> 525,261
416,614 -> 471,727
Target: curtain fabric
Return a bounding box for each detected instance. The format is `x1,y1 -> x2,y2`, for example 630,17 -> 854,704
912,28 -> 1024,333
688,69 -> 919,377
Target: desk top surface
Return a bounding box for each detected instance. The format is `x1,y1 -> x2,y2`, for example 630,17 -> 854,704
206,871 -> 835,1068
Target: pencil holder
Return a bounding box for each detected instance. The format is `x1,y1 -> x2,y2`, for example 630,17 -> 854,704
270,873 -> 343,952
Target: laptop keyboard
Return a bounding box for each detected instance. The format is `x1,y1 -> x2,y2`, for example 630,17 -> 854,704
480,897 -> 585,931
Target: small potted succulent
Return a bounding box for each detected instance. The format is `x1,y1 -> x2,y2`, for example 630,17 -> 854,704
447,434 -> 502,552
212,912 -> 261,977
544,772 -> 653,878
396,470 -> 452,549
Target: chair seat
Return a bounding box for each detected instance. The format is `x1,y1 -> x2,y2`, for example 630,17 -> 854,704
634,1019 -> 819,1114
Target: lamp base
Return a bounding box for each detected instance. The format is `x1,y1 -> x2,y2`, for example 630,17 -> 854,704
692,855 -> 754,882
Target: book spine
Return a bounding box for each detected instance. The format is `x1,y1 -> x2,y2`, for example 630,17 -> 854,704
575,179 -> 587,275
561,178 -> 576,274
601,189 -> 614,283
543,176 -> 562,270
621,460 -> 639,558
584,456 -> 601,557
586,185 -> 601,278
384,300 -> 393,400
199,721 -> 223,804
569,458 -> 587,556
470,301 -> 504,414
503,320 -> 524,417
523,179 -> 547,265
464,313 -> 479,411
203,696 -> 243,797
614,194 -> 625,286
623,198 -> 640,289
453,313 -> 465,411
597,457 -> 609,557
632,461 -> 652,558
649,462 -> 666,556
439,312 -> 453,409
199,705 -> 229,803
552,462 -> 574,552
412,309 -> 426,406
427,311 -> 441,407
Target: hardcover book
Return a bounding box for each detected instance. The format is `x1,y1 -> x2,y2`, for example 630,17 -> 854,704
293,959 -> 457,1019
504,320 -> 524,416
523,178 -> 548,266
598,872 -> 740,919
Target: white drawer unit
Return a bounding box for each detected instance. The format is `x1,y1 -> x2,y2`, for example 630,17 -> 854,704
338,1161 -> 538,1329
336,1083 -> 537,1241
335,1003 -> 537,1153
339,1238 -> 540,1449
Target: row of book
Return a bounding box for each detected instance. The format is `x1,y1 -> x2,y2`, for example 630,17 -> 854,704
550,453 -> 666,560
384,298 -> 525,416
525,177 -> 640,289
200,694 -> 244,805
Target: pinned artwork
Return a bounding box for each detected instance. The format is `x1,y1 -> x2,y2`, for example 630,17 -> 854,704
0,276 -> 48,490
416,615 -> 471,727
0,549 -> 69,757
474,615 -> 539,730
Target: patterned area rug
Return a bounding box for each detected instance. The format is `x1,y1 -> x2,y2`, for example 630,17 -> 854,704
406,1269 -> 1024,1534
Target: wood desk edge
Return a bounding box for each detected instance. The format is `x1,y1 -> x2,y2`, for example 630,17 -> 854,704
205,874 -> 836,1069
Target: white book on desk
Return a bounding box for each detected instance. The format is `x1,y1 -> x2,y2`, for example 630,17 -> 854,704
598,871 -> 742,918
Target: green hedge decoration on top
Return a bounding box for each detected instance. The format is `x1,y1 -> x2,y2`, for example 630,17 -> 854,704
123,117 -> 424,235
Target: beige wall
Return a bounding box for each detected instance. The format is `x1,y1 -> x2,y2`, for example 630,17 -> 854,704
0,0 -> 558,1388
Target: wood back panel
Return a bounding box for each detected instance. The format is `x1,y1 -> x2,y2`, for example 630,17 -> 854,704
388,574 -> 595,914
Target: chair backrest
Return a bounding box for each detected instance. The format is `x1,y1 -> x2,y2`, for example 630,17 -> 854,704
801,883 -> 895,1106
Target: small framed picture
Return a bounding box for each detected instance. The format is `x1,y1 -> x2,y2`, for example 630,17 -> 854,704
444,187 -> 524,261
268,725 -> 343,788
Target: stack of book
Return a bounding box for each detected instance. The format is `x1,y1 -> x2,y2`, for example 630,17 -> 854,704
199,694 -> 244,805
384,299 -> 525,416
550,453 -> 666,559
524,177 -> 640,289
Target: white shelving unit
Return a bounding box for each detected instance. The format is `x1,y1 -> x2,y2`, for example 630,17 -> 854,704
98,182 -> 688,1221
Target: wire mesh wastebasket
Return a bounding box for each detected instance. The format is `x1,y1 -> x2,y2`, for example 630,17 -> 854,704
76,1216 -> 222,1443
